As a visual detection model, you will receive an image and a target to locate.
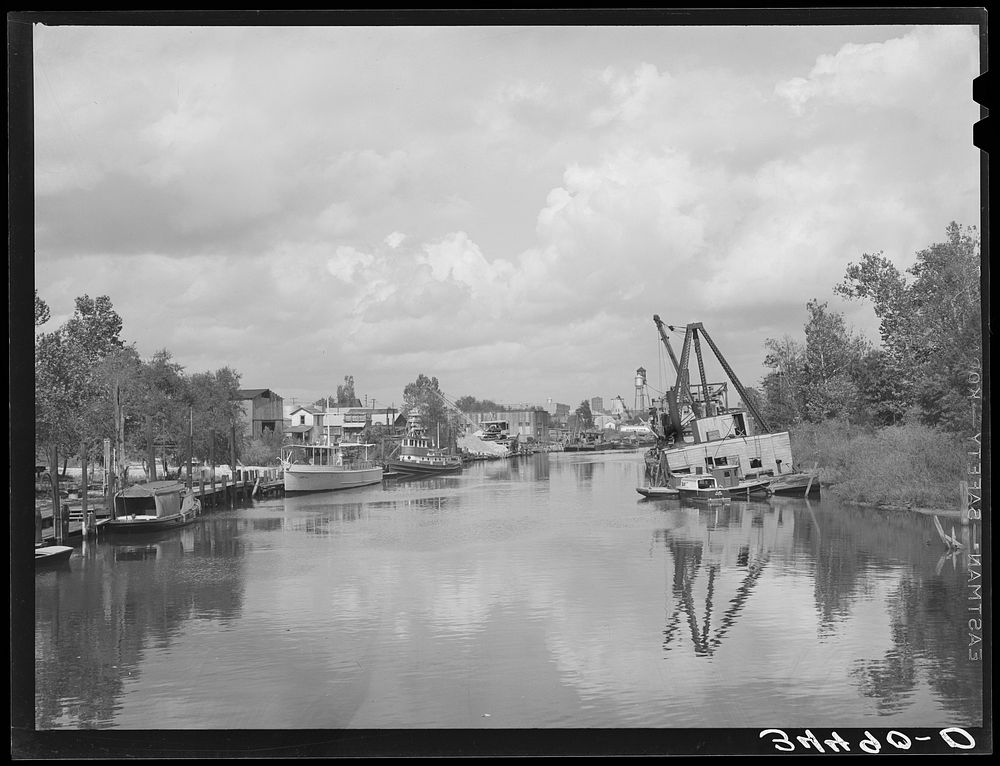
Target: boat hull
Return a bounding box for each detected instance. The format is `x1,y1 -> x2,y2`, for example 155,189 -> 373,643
636,486 -> 680,498
724,479 -> 773,496
35,544 -> 74,566
388,459 -> 463,476
283,465 -> 384,493
104,512 -> 199,534
766,473 -> 821,496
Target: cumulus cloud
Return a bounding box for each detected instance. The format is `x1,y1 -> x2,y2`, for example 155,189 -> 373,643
30,23 -> 981,407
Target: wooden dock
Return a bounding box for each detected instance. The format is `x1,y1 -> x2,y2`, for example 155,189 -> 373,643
37,467 -> 284,545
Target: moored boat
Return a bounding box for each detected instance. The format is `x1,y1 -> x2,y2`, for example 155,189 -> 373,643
636,486 -> 680,498
766,471 -> 821,497
35,543 -> 74,567
105,480 -> 202,534
389,411 -> 464,476
280,442 -> 384,493
675,474 -> 732,504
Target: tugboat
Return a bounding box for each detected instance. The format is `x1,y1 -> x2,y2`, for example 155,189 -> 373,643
388,410 -> 464,476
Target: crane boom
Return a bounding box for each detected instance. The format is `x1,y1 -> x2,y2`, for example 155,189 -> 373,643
428,388 -> 480,432
652,314 -> 681,374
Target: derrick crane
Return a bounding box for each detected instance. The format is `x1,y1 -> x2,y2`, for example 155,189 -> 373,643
428,388 -> 480,434
614,394 -> 634,422
652,317 -> 771,438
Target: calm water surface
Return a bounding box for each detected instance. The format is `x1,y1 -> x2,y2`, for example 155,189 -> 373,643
34,451 -> 984,730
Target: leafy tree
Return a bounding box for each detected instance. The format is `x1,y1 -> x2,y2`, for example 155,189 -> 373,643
760,335 -> 806,430
836,222 -> 982,433
188,366 -> 245,464
454,395 -> 502,412
243,428 -> 284,466
34,290 -> 50,327
403,374 -> 448,446
336,375 -> 357,406
576,400 -> 594,429
61,294 -> 125,366
850,348 -> 910,427
35,293 -> 127,474
35,329 -> 87,461
134,350 -> 190,476
801,299 -> 870,422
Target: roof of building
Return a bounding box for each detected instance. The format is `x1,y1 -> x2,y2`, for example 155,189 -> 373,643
286,424 -> 312,433
288,405 -> 321,415
235,388 -> 282,400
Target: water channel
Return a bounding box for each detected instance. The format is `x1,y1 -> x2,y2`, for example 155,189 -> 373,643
31,449 -> 984,741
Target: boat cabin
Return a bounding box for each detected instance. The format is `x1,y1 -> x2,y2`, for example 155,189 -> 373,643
281,443 -> 372,466
113,480 -> 190,519
677,475 -> 721,491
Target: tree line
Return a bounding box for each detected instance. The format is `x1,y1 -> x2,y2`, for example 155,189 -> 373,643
753,222 -> 982,437
34,292 -> 248,483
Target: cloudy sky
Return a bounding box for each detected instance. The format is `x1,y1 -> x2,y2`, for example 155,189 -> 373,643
28,13 -> 983,413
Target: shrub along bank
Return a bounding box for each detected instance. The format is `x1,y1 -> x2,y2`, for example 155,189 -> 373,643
788,420 -> 967,510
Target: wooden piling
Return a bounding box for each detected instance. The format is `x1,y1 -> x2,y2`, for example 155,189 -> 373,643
49,445 -> 62,544
80,439 -> 91,537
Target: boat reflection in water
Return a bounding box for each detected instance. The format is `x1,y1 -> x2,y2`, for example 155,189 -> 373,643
655,500 -> 793,657
32,451 -> 983,732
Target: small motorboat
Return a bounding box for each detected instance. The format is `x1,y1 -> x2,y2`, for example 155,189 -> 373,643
35,543 -> 74,567
676,475 -> 732,504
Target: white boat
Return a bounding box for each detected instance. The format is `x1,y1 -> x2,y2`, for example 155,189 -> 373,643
280,442 -> 384,493
676,474 -> 732,504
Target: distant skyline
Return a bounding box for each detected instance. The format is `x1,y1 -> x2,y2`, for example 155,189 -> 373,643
26,13 -> 984,412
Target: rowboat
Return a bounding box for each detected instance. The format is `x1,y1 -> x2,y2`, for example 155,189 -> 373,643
766,471 -> 821,497
35,543 -> 74,567
636,486 -> 680,498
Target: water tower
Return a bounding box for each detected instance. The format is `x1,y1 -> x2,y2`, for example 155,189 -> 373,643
634,367 -> 648,415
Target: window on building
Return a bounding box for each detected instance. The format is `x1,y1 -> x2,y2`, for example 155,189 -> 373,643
300,415 -> 306,425
750,457 -> 762,469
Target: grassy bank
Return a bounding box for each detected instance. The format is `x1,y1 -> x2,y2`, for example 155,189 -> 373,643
788,420 -> 968,510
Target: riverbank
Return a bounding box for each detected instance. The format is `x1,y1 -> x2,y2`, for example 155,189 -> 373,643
787,420 -> 970,511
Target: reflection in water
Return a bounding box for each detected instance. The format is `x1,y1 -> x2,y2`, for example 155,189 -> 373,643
33,452 -> 983,730
35,519 -> 249,729
658,502 -> 783,657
